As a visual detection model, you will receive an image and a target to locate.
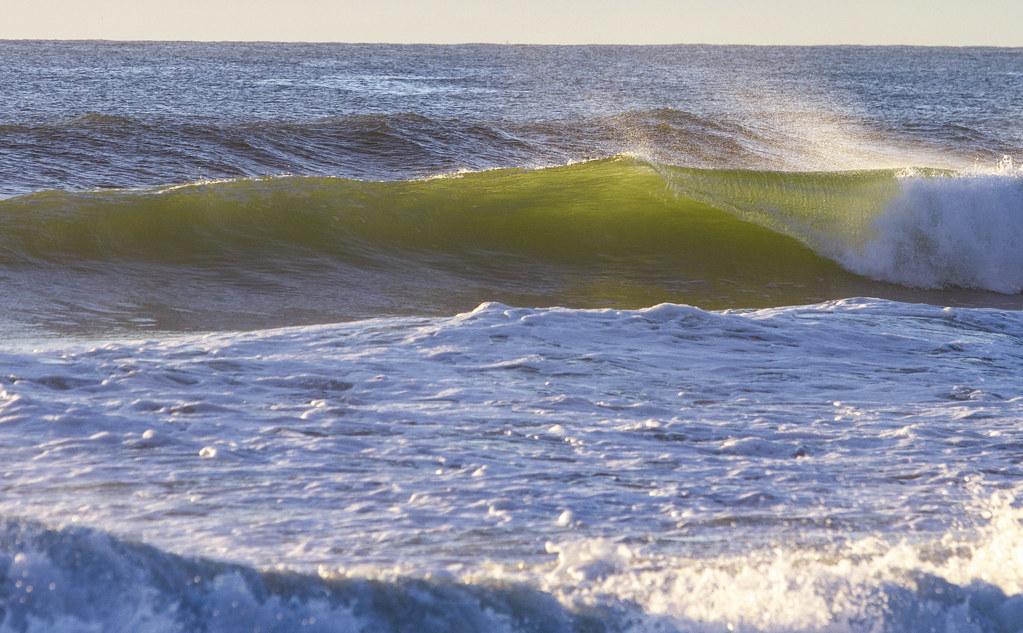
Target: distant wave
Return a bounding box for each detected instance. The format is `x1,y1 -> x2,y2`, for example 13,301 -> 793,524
0,107 -> 991,198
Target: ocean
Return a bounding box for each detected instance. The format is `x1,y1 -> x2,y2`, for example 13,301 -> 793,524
0,41 -> 1021,632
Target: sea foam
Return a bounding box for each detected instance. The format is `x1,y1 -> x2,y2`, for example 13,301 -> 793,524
840,173 -> 1023,293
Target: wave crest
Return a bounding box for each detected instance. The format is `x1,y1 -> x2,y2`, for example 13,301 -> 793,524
841,175 -> 1023,293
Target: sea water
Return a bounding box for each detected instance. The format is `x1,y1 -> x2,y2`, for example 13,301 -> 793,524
0,42 -> 1021,632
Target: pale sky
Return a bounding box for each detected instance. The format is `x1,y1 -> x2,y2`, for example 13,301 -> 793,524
3,0 -> 1022,46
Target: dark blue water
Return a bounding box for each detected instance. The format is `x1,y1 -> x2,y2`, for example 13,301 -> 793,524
2,42 -> 1021,196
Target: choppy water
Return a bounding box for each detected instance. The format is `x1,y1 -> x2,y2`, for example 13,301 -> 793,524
1,42 -> 1022,632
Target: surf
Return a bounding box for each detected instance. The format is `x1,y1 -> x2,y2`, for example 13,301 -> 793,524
2,493 -> 1022,632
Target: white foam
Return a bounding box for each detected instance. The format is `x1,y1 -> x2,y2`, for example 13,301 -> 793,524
520,494 -> 1023,632
1,299 -> 1023,630
840,174 -> 1023,293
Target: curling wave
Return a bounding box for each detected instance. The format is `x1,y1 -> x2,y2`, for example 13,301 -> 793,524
0,158 -> 1019,333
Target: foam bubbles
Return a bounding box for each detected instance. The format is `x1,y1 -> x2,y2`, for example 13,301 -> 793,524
1,299 -> 1023,631
527,495 -> 1023,633
842,174 -> 1023,293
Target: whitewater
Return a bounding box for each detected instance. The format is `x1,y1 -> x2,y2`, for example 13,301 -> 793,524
0,42 -> 1022,632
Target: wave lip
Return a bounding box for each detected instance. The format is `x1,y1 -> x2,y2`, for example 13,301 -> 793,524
653,161 -> 1023,295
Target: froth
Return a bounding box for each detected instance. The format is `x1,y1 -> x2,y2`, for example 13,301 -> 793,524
840,174 -> 1023,293
523,494 -> 1023,632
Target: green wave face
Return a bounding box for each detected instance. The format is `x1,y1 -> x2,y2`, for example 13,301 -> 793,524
0,158 -> 1015,334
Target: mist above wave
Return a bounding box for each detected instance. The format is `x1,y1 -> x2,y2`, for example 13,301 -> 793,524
0,106 -> 993,199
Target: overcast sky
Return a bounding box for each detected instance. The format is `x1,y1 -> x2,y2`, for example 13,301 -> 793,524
4,0 -> 1022,46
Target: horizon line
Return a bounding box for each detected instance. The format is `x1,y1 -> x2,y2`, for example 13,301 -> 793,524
2,37 -> 1022,48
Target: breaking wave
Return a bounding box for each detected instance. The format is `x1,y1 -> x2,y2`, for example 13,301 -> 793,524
0,158 -> 1019,333
2,494 -> 1022,632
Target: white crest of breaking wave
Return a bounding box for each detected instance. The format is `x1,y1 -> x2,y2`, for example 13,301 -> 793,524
526,494 -> 1023,633
839,171 -> 1023,294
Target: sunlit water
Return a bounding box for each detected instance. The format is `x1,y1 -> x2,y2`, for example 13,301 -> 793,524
1,43 -> 1022,632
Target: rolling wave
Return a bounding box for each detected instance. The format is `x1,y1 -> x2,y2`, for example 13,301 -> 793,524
2,501 -> 1022,633
0,158 -> 1019,333
0,518 -> 605,633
